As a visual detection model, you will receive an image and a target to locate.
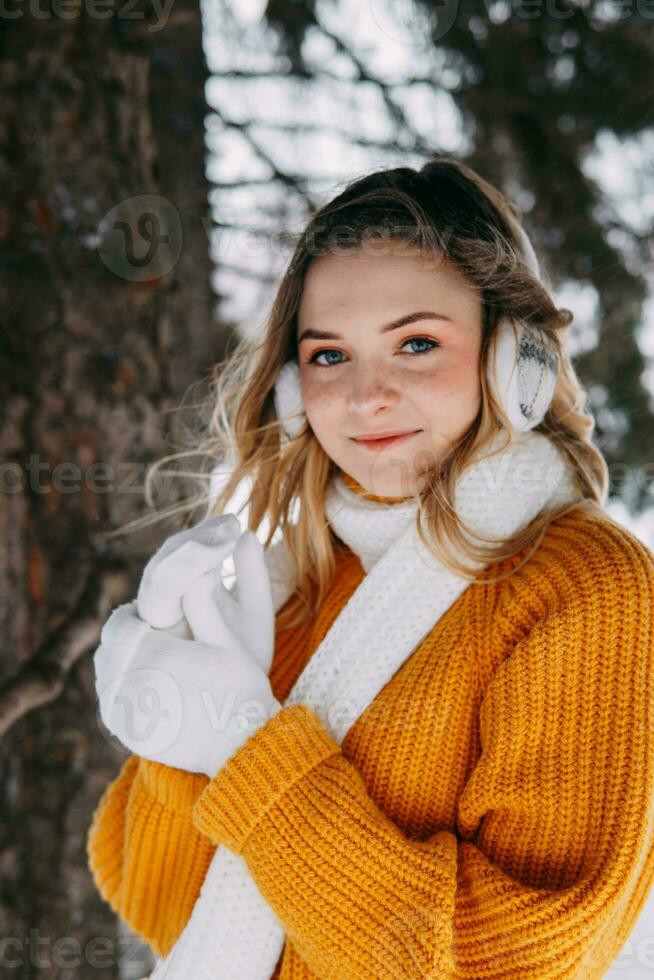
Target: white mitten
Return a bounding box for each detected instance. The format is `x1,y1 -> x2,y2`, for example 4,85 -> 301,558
136,516 -> 275,674
181,529 -> 276,673
136,514 -> 241,632
94,602 -> 282,778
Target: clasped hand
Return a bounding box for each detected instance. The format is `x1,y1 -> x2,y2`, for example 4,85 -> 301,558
94,515 -> 282,778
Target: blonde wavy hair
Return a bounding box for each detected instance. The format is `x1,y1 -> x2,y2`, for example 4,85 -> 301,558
112,156 -> 608,629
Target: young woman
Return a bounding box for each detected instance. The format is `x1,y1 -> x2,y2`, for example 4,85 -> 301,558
87,157 -> 654,979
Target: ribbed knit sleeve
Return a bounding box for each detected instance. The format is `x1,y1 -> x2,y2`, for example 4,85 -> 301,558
191,552 -> 654,979
86,754 -> 140,913
86,755 -> 216,958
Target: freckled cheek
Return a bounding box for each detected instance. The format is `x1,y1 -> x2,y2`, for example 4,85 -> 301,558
301,377 -> 347,422
422,360 -> 479,400
411,369 -> 459,403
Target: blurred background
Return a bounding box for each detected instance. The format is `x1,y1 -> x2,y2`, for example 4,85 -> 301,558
1,0 -> 653,976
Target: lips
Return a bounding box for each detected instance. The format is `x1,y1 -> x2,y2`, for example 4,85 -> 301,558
352,430 -> 421,451
353,430 -> 417,441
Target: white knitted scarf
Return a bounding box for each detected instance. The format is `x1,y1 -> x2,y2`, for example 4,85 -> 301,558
148,428 -> 580,980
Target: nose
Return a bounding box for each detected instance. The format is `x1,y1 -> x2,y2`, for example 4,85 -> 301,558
346,361 -> 400,417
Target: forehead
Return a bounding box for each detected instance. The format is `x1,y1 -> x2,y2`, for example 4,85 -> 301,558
297,245 -> 480,326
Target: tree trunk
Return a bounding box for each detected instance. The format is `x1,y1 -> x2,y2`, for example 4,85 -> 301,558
0,4 -> 228,976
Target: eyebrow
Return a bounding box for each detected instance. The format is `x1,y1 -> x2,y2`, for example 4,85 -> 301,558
297,310 -> 453,344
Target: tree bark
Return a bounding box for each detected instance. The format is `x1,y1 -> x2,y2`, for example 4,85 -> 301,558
0,3 -> 228,975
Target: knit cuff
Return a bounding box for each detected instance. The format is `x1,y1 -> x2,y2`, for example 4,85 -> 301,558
138,758 -> 209,810
191,703 -> 340,854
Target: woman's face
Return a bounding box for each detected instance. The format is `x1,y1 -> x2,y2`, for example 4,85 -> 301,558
296,242 -> 484,498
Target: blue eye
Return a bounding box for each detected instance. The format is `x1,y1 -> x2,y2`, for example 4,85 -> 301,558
308,349 -> 345,367
403,337 -> 439,355
306,337 -> 440,366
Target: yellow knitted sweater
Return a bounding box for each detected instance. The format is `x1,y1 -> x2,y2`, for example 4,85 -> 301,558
87,482 -> 654,979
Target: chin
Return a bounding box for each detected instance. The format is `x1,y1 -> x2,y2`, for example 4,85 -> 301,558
356,466 -> 419,500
